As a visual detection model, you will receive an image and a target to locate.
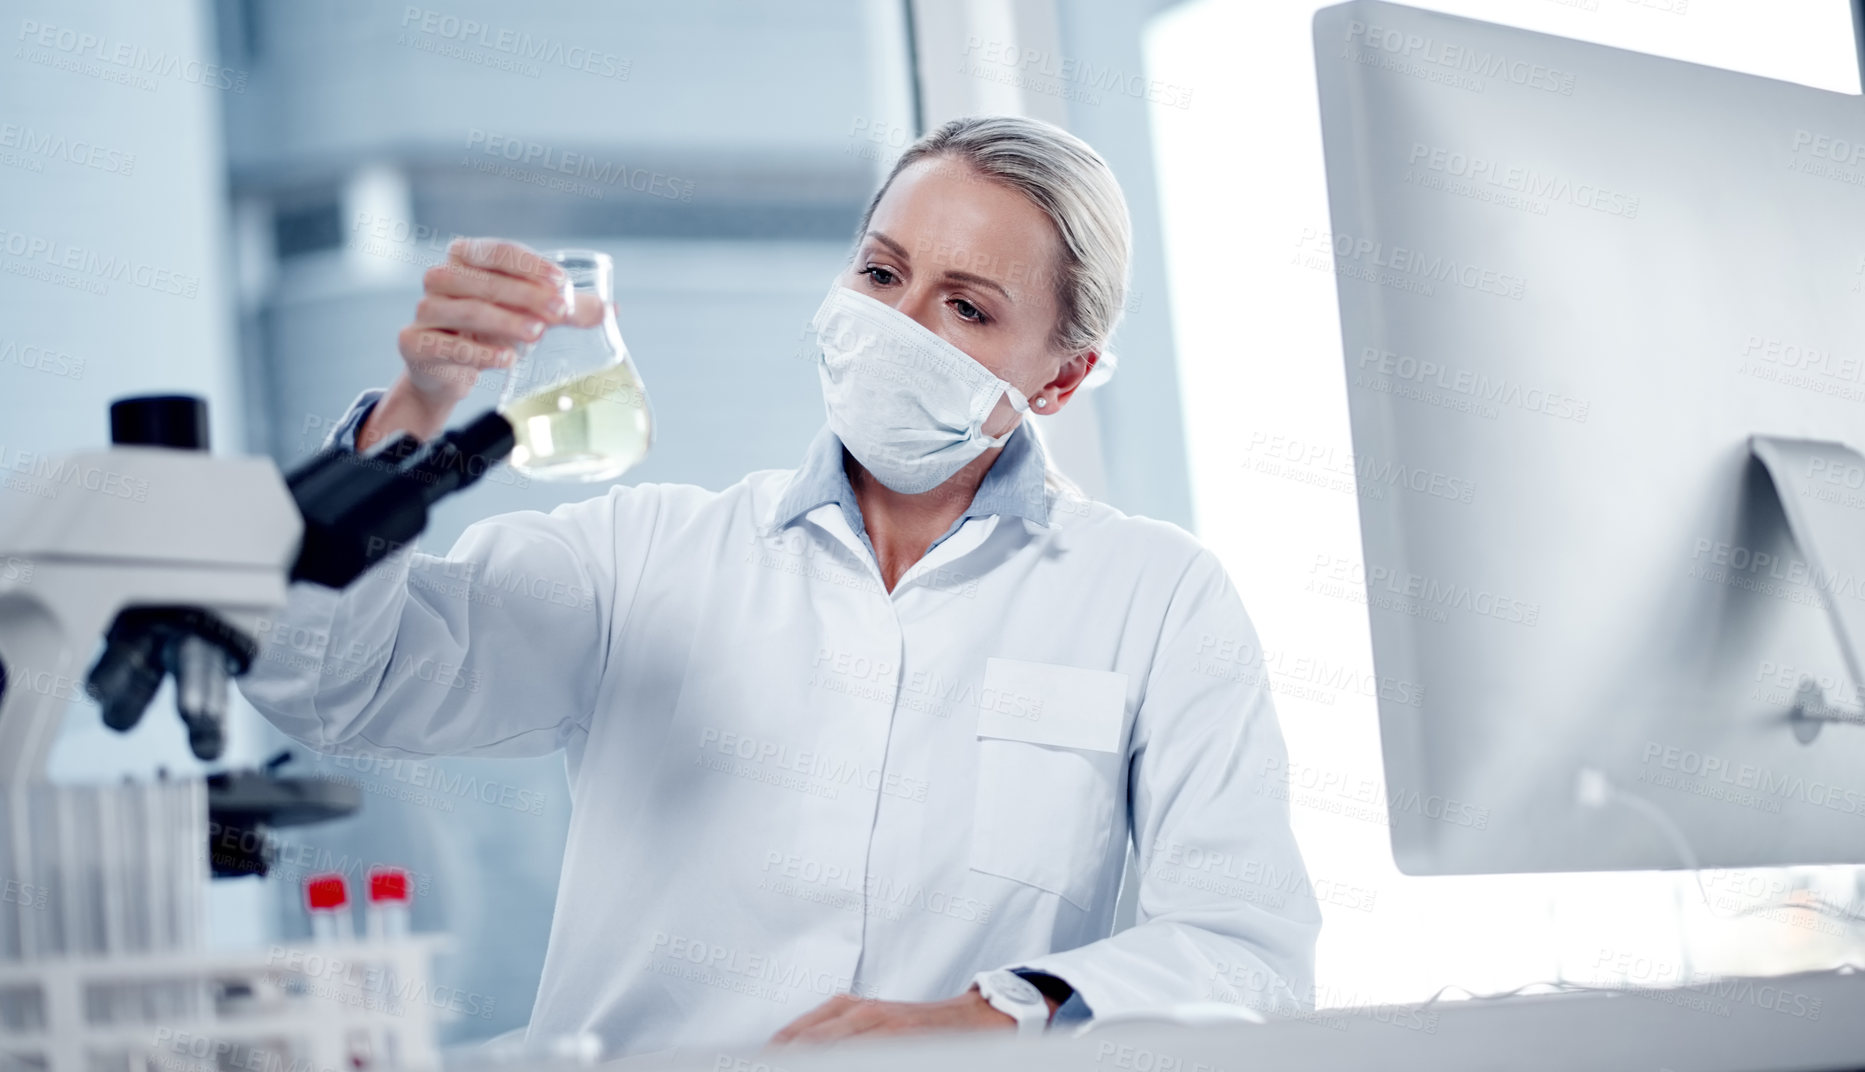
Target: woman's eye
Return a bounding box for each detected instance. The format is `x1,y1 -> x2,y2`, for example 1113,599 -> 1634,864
952,298 -> 986,324
860,265 -> 897,286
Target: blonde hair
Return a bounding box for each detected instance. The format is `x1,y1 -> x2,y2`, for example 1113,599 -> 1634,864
853,114 -> 1132,381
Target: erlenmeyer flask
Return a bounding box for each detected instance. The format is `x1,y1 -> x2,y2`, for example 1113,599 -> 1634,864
497,249 -> 653,481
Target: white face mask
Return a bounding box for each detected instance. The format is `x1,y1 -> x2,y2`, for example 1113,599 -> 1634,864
809,282 -> 1031,495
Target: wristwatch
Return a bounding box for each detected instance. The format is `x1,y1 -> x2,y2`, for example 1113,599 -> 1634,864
973,969 -> 1051,1035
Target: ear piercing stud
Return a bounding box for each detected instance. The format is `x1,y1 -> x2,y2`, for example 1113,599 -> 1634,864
1034,397 -> 1048,409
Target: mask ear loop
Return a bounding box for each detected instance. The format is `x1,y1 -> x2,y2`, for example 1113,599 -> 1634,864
978,381 -> 1032,448
1003,382 -> 1032,414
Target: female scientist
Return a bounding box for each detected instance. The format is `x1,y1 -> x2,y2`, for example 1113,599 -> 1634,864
239,114 -> 1320,1056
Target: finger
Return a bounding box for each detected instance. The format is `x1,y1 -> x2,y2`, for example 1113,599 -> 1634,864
426,262 -> 569,323
566,292 -> 606,328
399,327 -> 515,372
768,994 -> 859,1045
847,1018 -> 917,1038
460,330 -> 514,368
398,331 -> 494,399
789,1001 -> 889,1044
768,996 -> 847,1045
414,295 -> 547,347
449,237 -> 566,285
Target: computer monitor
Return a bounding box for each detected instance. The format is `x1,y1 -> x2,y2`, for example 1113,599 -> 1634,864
1313,0 -> 1865,874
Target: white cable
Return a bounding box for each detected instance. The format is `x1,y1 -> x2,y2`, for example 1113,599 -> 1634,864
1575,766 -> 1865,929
1386,768 -> 1865,1013
1140,771 -> 1865,1029
1417,980 -> 1595,1008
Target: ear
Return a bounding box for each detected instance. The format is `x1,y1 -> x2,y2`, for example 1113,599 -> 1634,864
1034,350 -> 1098,413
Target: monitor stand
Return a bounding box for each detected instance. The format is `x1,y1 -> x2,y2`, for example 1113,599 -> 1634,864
1749,435 -> 1865,741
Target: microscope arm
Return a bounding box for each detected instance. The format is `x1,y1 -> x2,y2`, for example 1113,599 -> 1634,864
0,449 -> 299,781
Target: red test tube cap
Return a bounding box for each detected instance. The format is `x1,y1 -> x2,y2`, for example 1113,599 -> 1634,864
305,873 -> 348,912
368,867 -> 410,904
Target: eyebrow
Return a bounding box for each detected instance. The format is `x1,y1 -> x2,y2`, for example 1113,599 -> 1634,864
866,230 -> 1015,305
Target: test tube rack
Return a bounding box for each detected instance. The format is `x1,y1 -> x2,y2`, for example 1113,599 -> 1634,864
2,779 -> 447,1072
0,934 -> 449,1072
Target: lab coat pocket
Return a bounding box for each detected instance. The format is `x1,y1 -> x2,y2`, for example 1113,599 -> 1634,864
967,658 -> 1128,911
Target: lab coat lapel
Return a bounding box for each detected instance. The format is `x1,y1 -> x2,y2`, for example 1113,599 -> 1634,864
800,504 -> 1008,596
896,515 -> 1002,592
802,503 -> 884,585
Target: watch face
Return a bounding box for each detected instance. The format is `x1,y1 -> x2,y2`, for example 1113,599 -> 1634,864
995,973 -> 1044,1007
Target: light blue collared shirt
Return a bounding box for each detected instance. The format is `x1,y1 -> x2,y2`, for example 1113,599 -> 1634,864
771,422 -> 1054,562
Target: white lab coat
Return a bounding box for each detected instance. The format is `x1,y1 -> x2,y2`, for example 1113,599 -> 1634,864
238,403 -> 1320,1057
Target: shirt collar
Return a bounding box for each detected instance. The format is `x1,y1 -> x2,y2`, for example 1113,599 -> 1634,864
771,422 -> 1054,536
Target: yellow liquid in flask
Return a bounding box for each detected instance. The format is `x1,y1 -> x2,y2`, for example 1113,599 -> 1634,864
501,363 -> 652,482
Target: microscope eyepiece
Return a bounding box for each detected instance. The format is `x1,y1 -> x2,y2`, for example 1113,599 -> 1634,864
289,409 -> 516,589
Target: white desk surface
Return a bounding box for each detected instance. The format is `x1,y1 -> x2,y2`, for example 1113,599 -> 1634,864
602,968 -> 1865,1072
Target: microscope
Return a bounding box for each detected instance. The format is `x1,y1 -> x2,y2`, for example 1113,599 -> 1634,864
0,393 -> 517,864
0,394 -> 517,1072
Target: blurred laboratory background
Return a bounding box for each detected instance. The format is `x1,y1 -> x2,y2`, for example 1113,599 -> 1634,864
2,0 -> 1190,1043
5,0 -> 1865,1048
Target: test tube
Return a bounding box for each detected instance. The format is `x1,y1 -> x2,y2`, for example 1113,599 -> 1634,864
55,787 -> 86,962
305,873 -> 352,943
365,868 -> 411,1070
22,787 -> 55,963
97,786 -> 125,1026
364,868 -> 410,941
0,786 -> 36,1032
184,778 -> 208,1020
142,778 -> 172,1022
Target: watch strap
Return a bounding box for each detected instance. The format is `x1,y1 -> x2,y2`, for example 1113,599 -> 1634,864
974,969 -> 1050,1035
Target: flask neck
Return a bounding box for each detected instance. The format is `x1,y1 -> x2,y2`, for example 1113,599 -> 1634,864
559,253 -> 612,305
